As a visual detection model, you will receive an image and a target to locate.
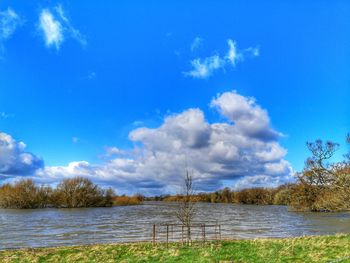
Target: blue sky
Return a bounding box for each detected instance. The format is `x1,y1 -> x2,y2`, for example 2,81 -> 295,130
0,0 -> 349,194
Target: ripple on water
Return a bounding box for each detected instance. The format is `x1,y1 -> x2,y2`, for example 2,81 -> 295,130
0,202 -> 350,249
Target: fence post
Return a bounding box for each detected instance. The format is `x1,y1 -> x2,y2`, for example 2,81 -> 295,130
166,224 -> 169,248
219,224 -> 221,240
152,224 -> 156,245
203,223 -> 206,244
171,225 -> 173,241
181,225 -> 184,245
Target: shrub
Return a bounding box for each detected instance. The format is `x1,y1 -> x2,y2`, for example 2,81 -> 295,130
51,177 -> 114,208
113,195 -> 143,206
0,179 -> 52,209
0,177 -> 115,209
235,188 -> 275,205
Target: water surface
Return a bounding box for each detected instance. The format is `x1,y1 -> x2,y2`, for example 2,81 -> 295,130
1,202 -> 350,249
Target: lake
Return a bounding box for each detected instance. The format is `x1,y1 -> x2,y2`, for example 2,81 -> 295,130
1,201 -> 350,249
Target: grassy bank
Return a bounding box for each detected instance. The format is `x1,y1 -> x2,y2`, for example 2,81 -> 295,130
1,234 -> 350,263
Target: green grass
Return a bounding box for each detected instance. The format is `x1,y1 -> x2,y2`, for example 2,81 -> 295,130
1,234 -> 350,262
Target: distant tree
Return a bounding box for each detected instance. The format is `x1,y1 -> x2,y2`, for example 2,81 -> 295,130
218,187 -> 233,203
344,134 -> 350,163
51,177 -> 113,208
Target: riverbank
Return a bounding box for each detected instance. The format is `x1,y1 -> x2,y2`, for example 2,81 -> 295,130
1,234 -> 349,262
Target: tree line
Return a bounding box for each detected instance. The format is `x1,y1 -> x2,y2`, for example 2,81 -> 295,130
147,184 -> 292,206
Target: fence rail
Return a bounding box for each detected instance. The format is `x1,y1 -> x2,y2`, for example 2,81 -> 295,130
152,223 -> 221,245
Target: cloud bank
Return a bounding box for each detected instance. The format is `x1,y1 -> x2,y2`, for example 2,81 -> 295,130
185,39 -> 259,79
0,91 -> 293,194
41,91 -> 293,193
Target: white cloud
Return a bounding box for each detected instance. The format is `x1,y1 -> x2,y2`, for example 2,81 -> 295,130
28,91 -> 293,195
38,5 -> 86,50
190,37 -> 203,52
39,9 -> 63,49
210,91 -> 281,140
0,7 -> 22,55
184,55 -> 224,79
226,39 -> 242,65
0,132 -> 43,178
55,5 -> 87,47
185,39 -> 259,79
104,147 -> 127,157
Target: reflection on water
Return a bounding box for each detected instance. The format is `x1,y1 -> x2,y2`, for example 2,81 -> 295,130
0,202 -> 350,249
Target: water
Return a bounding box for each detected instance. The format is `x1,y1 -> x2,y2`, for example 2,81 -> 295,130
0,202 -> 350,249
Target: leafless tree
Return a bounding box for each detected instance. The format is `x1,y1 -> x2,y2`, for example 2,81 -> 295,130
344,134 -> 350,163
175,169 -> 196,244
299,139 -> 339,186
51,177 -> 114,208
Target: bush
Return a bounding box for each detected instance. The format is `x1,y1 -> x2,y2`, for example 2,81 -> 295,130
0,179 -> 52,209
0,177 -> 115,209
235,188 -> 275,205
113,195 -> 143,206
51,177 -> 114,208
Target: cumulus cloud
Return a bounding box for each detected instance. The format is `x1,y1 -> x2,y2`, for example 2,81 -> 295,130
184,39 -> 259,79
0,132 -> 43,178
38,5 -> 86,50
29,91 -> 293,195
210,91 -> 281,141
104,147 -> 128,157
0,7 -> 22,55
0,92 -> 292,194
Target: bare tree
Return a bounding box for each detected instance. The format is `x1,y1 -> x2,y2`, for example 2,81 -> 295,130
176,169 -> 196,245
345,134 -> 350,163
299,139 -> 339,186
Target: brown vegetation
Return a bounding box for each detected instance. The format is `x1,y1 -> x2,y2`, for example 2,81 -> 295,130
0,179 -> 51,209
113,194 -> 144,206
0,177 -> 114,209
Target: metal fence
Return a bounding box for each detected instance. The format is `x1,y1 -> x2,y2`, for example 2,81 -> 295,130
152,222 -> 221,245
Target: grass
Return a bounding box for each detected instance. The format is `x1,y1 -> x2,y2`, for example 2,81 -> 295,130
1,234 -> 350,262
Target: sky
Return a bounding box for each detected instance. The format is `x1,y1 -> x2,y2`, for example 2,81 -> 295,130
0,0 -> 349,195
